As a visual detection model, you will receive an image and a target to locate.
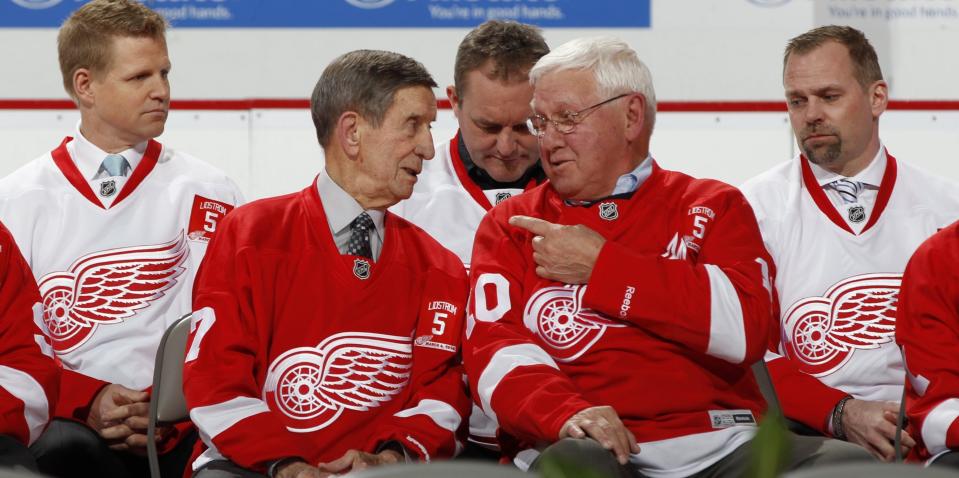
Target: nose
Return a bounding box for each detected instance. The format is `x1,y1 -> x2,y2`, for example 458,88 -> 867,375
804,98 -> 823,124
416,127 -> 436,160
151,75 -> 170,103
495,128 -> 518,158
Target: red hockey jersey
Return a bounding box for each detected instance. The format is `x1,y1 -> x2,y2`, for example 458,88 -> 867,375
0,222 -> 58,446
183,181 -> 470,473
897,220 -> 959,461
463,161 -> 774,476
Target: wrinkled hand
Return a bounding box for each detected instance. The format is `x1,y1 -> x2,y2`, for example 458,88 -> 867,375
276,461 -> 324,478
841,399 -> 915,461
317,449 -> 402,475
509,215 -> 606,285
88,383 -> 157,452
560,406 -> 640,465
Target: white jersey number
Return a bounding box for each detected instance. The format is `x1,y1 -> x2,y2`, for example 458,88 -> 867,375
185,308 -> 216,363
473,273 -> 511,323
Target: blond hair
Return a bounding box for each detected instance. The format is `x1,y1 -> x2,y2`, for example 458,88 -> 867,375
58,0 -> 167,98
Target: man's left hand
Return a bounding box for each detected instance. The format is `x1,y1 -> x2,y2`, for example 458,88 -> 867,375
510,215 -> 606,284
317,449 -> 402,475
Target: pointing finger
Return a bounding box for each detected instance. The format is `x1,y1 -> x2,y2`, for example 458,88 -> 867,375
509,215 -> 555,236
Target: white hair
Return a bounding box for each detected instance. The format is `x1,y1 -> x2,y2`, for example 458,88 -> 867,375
530,36 -> 656,126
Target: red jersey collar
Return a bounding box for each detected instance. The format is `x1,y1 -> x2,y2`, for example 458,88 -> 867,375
51,136 -> 161,210
448,132 -> 540,211
800,150 -> 898,235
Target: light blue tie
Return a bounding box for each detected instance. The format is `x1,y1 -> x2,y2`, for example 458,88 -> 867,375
98,154 -> 130,178
829,179 -> 863,204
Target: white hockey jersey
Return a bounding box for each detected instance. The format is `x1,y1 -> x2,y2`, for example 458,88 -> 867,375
741,150 -> 959,431
391,135 -> 534,266
0,136 -> 243,421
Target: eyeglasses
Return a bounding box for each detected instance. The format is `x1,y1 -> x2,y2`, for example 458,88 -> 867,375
526,93 -> 631,137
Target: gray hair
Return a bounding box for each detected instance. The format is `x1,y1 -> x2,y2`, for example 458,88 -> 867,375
530,37 -> 656,128
311,50 -> 437,147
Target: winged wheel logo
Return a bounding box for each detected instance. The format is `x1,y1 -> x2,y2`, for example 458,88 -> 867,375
37,233 -> 188,353
263,332 -> 413,432
782,274 -> 900,377
524,285 -> 625,362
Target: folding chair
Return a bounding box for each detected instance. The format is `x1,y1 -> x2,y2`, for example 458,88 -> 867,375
895,372 -> 908,463
752,360 -> 782,417
147,314 -> 193,478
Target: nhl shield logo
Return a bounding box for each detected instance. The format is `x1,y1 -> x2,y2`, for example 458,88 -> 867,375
598,202 -> 618,221
353,258 -> 371,280
99,180 -> 117,197
848,205 -> 866,224
494,192 -> 512,205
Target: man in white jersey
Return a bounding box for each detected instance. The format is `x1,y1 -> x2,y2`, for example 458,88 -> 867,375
392,20 -> 548,266
0,1 -> 243,476
391,20 -> 548,457
741,25 -> 959,461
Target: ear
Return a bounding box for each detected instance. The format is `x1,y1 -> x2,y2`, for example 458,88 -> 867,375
623,93 -> 648,140
73,68 -> 96,108
335,111 -> 362,158
868,80 -> 888,119
446,84 -> 461,117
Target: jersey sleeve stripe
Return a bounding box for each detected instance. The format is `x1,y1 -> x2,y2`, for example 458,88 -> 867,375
403,434 -> 431,463
476,344 -> 558,420
190,396 -> 271,443
921,398 -> 959,455
0,365 -> 49,445
192,445 -> 228,473
394,398 -> 461,433
704,264 -> 747,364
903,347 -> 931,396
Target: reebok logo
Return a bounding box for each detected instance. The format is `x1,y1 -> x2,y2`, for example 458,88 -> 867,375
619,286 -> 636,318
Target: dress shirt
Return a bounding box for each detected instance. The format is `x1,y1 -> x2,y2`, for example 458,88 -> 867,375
564,154 -> 653,206
316,168 -> 385,261
808,145 -> 886,234
67,122 -> 145,209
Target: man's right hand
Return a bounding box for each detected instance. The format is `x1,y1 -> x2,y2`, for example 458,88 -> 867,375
559,405 -> 640,465
87,383 -> 151,451
840,399 -> 915,461
275,461 -> 325,478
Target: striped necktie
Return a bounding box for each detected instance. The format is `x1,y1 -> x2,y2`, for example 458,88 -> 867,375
829,179 -> 864,204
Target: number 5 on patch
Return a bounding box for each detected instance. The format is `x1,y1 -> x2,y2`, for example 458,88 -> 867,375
188,195 -> 234,242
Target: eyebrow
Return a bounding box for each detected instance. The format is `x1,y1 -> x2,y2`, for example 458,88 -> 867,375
407,112 -> 436,123
786,84 -> 843,96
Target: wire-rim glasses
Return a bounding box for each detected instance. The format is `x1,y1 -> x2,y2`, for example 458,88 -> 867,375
527,93 -> 631,137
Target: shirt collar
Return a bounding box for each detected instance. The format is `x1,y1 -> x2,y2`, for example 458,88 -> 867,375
70,121 -> 146,180
564,154 -> 653,207
809,143 -> 886,188
611,154 -> 653,195
316,168 -> 385,240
